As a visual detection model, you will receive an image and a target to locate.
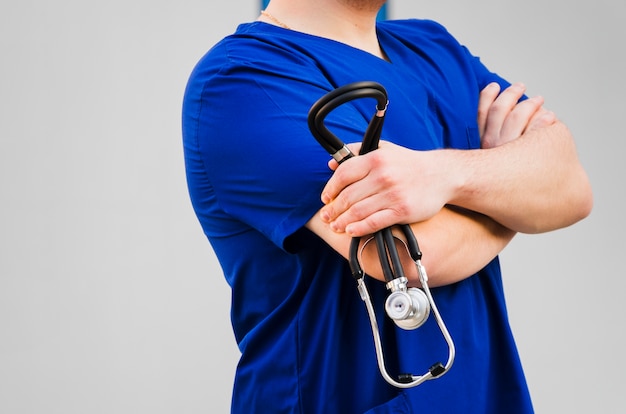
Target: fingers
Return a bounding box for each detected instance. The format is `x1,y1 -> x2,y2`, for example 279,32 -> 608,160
322,188 -> 408,235
478,82 -> 501,138
480,82 -> 554,149
498,95 -> 545,141
321,156 -> 371,205
320,144 -> 415,235
320,82 -> 559,238
321,154 -> 388,228
483,82 -> 527,139
343,208 -> 405,237
527,107 -> 558,132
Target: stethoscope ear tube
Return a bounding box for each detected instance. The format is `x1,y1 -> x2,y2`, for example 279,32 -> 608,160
308,81 -> 455,388
307,81 -> 388,162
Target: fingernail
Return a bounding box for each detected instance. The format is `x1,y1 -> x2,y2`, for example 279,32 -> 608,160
321,193 -> 330,204
320,210 -> 330,222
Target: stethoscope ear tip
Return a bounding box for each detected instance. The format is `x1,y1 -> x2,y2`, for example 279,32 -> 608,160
429,362 -> 447,377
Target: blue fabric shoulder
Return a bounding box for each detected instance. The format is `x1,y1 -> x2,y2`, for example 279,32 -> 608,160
182,28 -> 338,251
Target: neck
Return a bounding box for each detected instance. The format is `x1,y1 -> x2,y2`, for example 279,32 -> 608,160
259,0 -> 387,59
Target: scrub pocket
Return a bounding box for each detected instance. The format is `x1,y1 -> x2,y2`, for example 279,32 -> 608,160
364,392 -> 412,414
466,125 -> 481,149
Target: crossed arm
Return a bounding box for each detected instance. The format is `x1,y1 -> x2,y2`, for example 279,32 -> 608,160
306,83 -> 593,287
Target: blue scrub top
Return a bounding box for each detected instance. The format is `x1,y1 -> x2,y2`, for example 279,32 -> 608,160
182,19 -> 533,413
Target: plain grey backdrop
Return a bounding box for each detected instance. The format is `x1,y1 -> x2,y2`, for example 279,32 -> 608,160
1,1 -> 624,412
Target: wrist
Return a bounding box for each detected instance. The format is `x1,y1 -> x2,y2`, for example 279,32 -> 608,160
436,149 -> 472,208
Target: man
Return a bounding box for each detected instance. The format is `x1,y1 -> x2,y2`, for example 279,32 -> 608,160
182,0 -> 592,412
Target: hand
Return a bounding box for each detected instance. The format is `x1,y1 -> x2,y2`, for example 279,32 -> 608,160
478,82 -> 557,149
320,141 -> 455,236
318,83 -> 563,238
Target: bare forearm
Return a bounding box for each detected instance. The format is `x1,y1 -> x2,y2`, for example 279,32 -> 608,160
449,121 -> 593,233
307,206 -> 515,287
319,89 -> 593,238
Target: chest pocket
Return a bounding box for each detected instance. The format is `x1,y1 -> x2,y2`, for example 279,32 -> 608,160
364,392 -> 411,414
465,126 -> 481,149
430,91 -> 481,150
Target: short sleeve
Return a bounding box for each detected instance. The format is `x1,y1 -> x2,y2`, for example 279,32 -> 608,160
183,37 -> 376,250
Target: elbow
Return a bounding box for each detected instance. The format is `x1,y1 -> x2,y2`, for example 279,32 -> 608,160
537,122 -> 594,231
555,127 -> 595,227
563,166 -> 594,227
571,174 -> 594,223
525,170 -> 594,234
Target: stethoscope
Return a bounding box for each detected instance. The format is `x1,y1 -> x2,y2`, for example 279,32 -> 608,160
308,81 -> 455,388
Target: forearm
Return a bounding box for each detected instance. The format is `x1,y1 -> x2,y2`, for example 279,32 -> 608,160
448,121 -> 593,233
307,206 -> 515,287
319,88 -> 593,238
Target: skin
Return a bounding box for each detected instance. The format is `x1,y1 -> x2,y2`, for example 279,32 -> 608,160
260,0 -> 593,287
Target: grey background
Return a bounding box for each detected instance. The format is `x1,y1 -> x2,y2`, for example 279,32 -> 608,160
0,1 -> 623,413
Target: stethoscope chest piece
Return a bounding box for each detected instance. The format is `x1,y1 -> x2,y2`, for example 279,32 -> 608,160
386,288 -> 430,330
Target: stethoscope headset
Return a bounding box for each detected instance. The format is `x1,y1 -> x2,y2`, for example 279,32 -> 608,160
307,81 -> 455,389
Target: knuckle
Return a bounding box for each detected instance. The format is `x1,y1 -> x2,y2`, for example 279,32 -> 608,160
364,214 -> 386,233
394,201 -> 411,218
336,193 -> 352,211
386,188 -> 404,204
368,151 -> 387,168
488,103 -> 505,117
506,110 -> 523,123
347,202 -> 366,220
376,169 -> 395,187
333,167 -> 349,185
391,200 -> 411,221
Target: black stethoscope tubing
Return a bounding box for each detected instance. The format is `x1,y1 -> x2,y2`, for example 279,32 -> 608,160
308,81 -> 387,159
307,81 -> 455,388
308,81 -> 419,283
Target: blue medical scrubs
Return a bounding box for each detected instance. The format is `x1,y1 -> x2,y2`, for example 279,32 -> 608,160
182,19 -> 534,413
